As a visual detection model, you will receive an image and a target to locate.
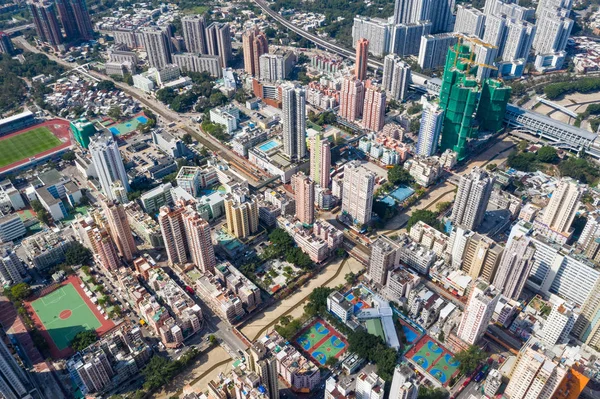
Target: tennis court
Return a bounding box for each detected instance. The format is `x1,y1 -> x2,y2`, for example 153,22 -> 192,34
295,318 -> 348,366
296,321 -> 330,351
30,283 -> 102,351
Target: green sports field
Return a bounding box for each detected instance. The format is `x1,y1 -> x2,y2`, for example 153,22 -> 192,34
0,127 -> 61,168
30,283 -> 101,351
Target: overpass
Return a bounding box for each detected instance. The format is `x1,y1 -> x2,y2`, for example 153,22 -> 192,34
535,96 -> 578,118
5,24 -> 34,34
253,0 -> 600,158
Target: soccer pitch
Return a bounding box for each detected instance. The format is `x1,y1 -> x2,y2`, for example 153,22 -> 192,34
0,127 -> 61,168
30,283 -> 101,351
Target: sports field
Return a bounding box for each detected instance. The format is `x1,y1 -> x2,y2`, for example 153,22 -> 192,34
407,336 -> 460,386
295,319 -> 348,366
0,127 -> 61,168
30,283 -> 101,351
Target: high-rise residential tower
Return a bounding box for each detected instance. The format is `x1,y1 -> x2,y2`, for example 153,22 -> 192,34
457,280 -> 500,345
342,161 -> 375,225
292,172 -> 315,225
182,210 -> 215,274
362,84 -> 386,132
492,221 -> 535,300
102,200 -> 137,261
540,177 -> 582,237
158,205 -> 188,265
416,96 -> 443,157
368,236 -> 399,287
451,167 -> 494,230
281,84 -> 307,160
181,15 -> 207,54
339,76 -> 365,122
382,54 -> 411,101
206,22 -> 232,68
355,38 -> 369,80
55,0 -> 78,39
0,245 -> 26,286
541,301 -> 578,347
242,27 -> 268,76
454,5 -> 485,37
29,1 -> 63,46
0,335 -> 31,399
309,134 -> 331,188
142,27 -> 172,69
89,135 -> 130,202
224,185 -> 259,239
69,0 -> 93,40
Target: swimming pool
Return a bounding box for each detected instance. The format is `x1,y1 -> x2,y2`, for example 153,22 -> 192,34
389,185 -> 415,202
258,139 -> 279,152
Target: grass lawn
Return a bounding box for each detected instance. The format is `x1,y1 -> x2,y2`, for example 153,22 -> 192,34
0,127 -> 61,168
183,5 -> 209,14
30,283 -> 102,351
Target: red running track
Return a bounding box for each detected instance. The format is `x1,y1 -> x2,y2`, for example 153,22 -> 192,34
0,119 -> 73,174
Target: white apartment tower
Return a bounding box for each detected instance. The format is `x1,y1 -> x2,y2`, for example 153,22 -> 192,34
541,301 -> 578,347
368,236 -> 399,287
492,221 -> 535,300
281,84 -> 307,161
342,161 -> 375,225
89,135 -> 130,201
389,365 -> 417,399
451,167 -> 494,230
0,337 -> 30,399
540,177 -> 582,236
532,13 -> 573,55
505,339 -> 568,399
0,245 -> 26,286
355,371 -> 386,399
181,15 -> 207,54
141,27 -> 172,69
501,20 -> 536,62
382,54 -> 411,101
206,22 -> 232,68
457,280 -> 500,345
309,133 -> 331,189
415,96 -> 443,157
454,5 -> 485,37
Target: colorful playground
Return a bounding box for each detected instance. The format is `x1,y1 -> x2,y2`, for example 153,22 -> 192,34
344,289 -> 371,313
406,336 -> 460,386
101,112 -> 149,136
296,319 -> 348,366
25,276 -> 115,358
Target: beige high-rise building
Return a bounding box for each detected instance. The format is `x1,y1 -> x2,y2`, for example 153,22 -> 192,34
292,172 -> 315,225
309,133 -> 331,189
540,177 -> 582,236
339,76 -> 365,122
225,185 -> 259,239
102,200 -> 137,261
451,167 -> 494,230
158,205 -> 188,265
181,14 -> 207,54
461,233 -> 504,282
457,280 -> 500,345
362,84 -> 386,132
206,22 -> 232,68
93,229 -> 120,271
504,339 -> 568,399
368,236 -> 399,288
342,161 -> 375,226
182,211 -> 215,274
248,342 -> 279,399
242,27 -> 268,77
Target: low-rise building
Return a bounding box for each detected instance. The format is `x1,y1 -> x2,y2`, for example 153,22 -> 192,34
140,183 -> 173,214
0,213 -> 25,243
327,291 -> 353,322
21,229 -> 74,269
277,217 -> 343,263
403,157 -> 442,187
210,105 -> 240,134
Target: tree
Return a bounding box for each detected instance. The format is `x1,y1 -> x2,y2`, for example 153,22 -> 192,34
407,209 -> 442,231
108,106 -> 122,121
517,140 -> 529,151
417,386 -> 449,399
10,283 -> 31,301
70,330 -> 98,351
182,133 -> 193,145
454,345 -> 487,375
61,151 -> 76,162
65,242 -> 93,265
96,80 -> 115,91
485,163 -> 497,171
36,208 -> 51,225
345,272 -> 356,285
438,331 -> 445,343
304,287 -> 334,317
387,165 -> 414,186
234,88 -> 249,103
208,335 -> 217,345
30,199 -> 44,213
326,356 -> 338,367
536,146 -> 558,163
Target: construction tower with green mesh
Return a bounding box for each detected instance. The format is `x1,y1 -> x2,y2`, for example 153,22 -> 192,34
438,43 -> 511,160
70,117 -> 96,149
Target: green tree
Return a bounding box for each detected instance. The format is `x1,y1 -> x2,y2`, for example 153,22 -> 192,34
70,330 -> 98,351
61,151 -> 76,162
345,272 -> 357,285
536,146 -> 558,163
30,200 -> 44,213
234,88 -> 249,103
304,287 -> 334,317
10,283 -> 31,301
96,80 -> 115,91
387,165 -> 413,185
417,386 -> 449,399
454,345 -> 487,375
65,242 -> 93,266
517,140 -> 529,151
326,356 -> 338,367
507,152 -> 538,172
438,331 -> 445,343
108,106 -> 122,121
407,210 -> 441,231
182,133 -> 193,145
209,335 -> 217,345
36,208 -> 51,225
